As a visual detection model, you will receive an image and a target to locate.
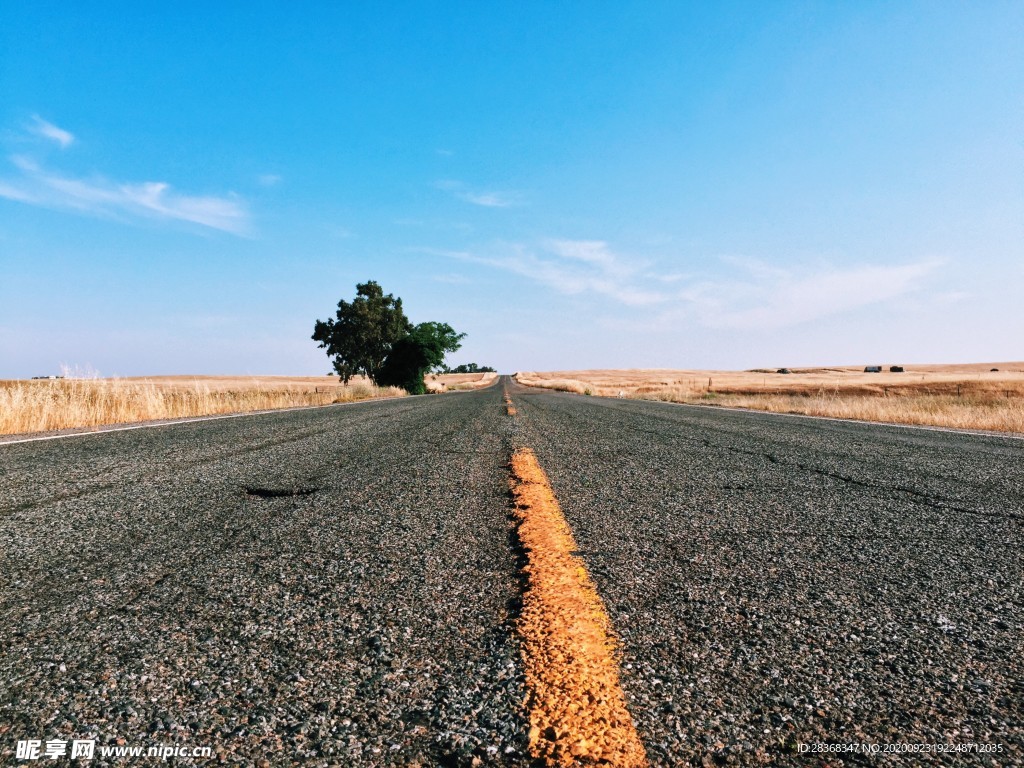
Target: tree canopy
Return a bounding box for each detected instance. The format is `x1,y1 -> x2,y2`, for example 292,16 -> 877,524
444,362 -> 496,374
376,322 -> 465,394
313,282 -> 465,393
311,281 -> 410,383
409,322 -> 467,373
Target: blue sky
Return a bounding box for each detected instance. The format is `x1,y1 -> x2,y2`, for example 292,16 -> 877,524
1,2 -> 1021,377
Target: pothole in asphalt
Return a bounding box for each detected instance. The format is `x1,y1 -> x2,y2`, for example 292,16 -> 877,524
243,486 -> 319,499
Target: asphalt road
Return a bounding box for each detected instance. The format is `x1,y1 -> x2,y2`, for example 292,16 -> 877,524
1,377 -> 1020,766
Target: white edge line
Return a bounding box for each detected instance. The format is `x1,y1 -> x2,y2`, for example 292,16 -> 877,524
0,394 -> 411,447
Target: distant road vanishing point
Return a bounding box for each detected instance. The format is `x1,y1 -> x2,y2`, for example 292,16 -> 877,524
2,376 -> 1020,765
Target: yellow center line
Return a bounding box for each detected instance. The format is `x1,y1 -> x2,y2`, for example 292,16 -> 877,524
509,445 -> 649,767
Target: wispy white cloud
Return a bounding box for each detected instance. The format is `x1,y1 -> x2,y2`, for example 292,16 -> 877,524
0,179 -> 36,203
0,154 -> 249,235
434,179 -> 523,208
29,115 -> 74,148
673,258 -> 940,330
441,239 -> 668,307
462,191 -> 521,208
257,173 -> 282,187
434,237 -> 940,327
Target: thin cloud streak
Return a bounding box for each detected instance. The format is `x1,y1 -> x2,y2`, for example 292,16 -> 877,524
444,239 -> 668,307
30,115 -> 74,148
462,191 -> 521,208
0,180 -> 36,203
676,259 -> 940,330
434,179 -> 523,208
0,155 -> 249,235
439,239 -> 940,329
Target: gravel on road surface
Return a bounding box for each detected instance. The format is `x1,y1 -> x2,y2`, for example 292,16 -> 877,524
510,381 -> 1022,766
3,377 -> 1021,766
1,388 -> 528,766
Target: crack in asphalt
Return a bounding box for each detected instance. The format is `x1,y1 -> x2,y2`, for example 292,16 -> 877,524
0,404 -> 421,517
3,378 -> 1020,766
508,381 -> 1023,765
521,391 -> 1018,522
244,486 -> 319,499
761,452 -> 1021,522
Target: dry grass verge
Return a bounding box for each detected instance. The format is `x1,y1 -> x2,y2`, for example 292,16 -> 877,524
0,376 -> 405,436
516,365 -> 1024,433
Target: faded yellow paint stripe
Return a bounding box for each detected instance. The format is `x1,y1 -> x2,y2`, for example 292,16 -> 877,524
509,447 -> 649,767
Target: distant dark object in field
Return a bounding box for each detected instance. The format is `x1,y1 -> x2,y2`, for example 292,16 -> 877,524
991,368 -> 999,372
864,366 -> 882,373
890,366 -> 905,373
776,368 -> 791,374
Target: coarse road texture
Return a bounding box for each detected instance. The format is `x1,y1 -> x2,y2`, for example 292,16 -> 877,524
1,390 -> 528,766
510,380 -> 1022,767
2,377 -> 1021,766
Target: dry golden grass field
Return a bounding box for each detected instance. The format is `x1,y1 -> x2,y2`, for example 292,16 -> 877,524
516,363 -> 1024,433
0,375 -> 411,436
0,371 -> 503,437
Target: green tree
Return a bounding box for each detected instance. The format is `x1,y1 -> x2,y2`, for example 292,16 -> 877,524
311,281 -> 411,383
409,322 -> 466,373
375,337 -> 431,394
313,283 -> 466,394
447,362 -> 495,374
376,322 -> 466,394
